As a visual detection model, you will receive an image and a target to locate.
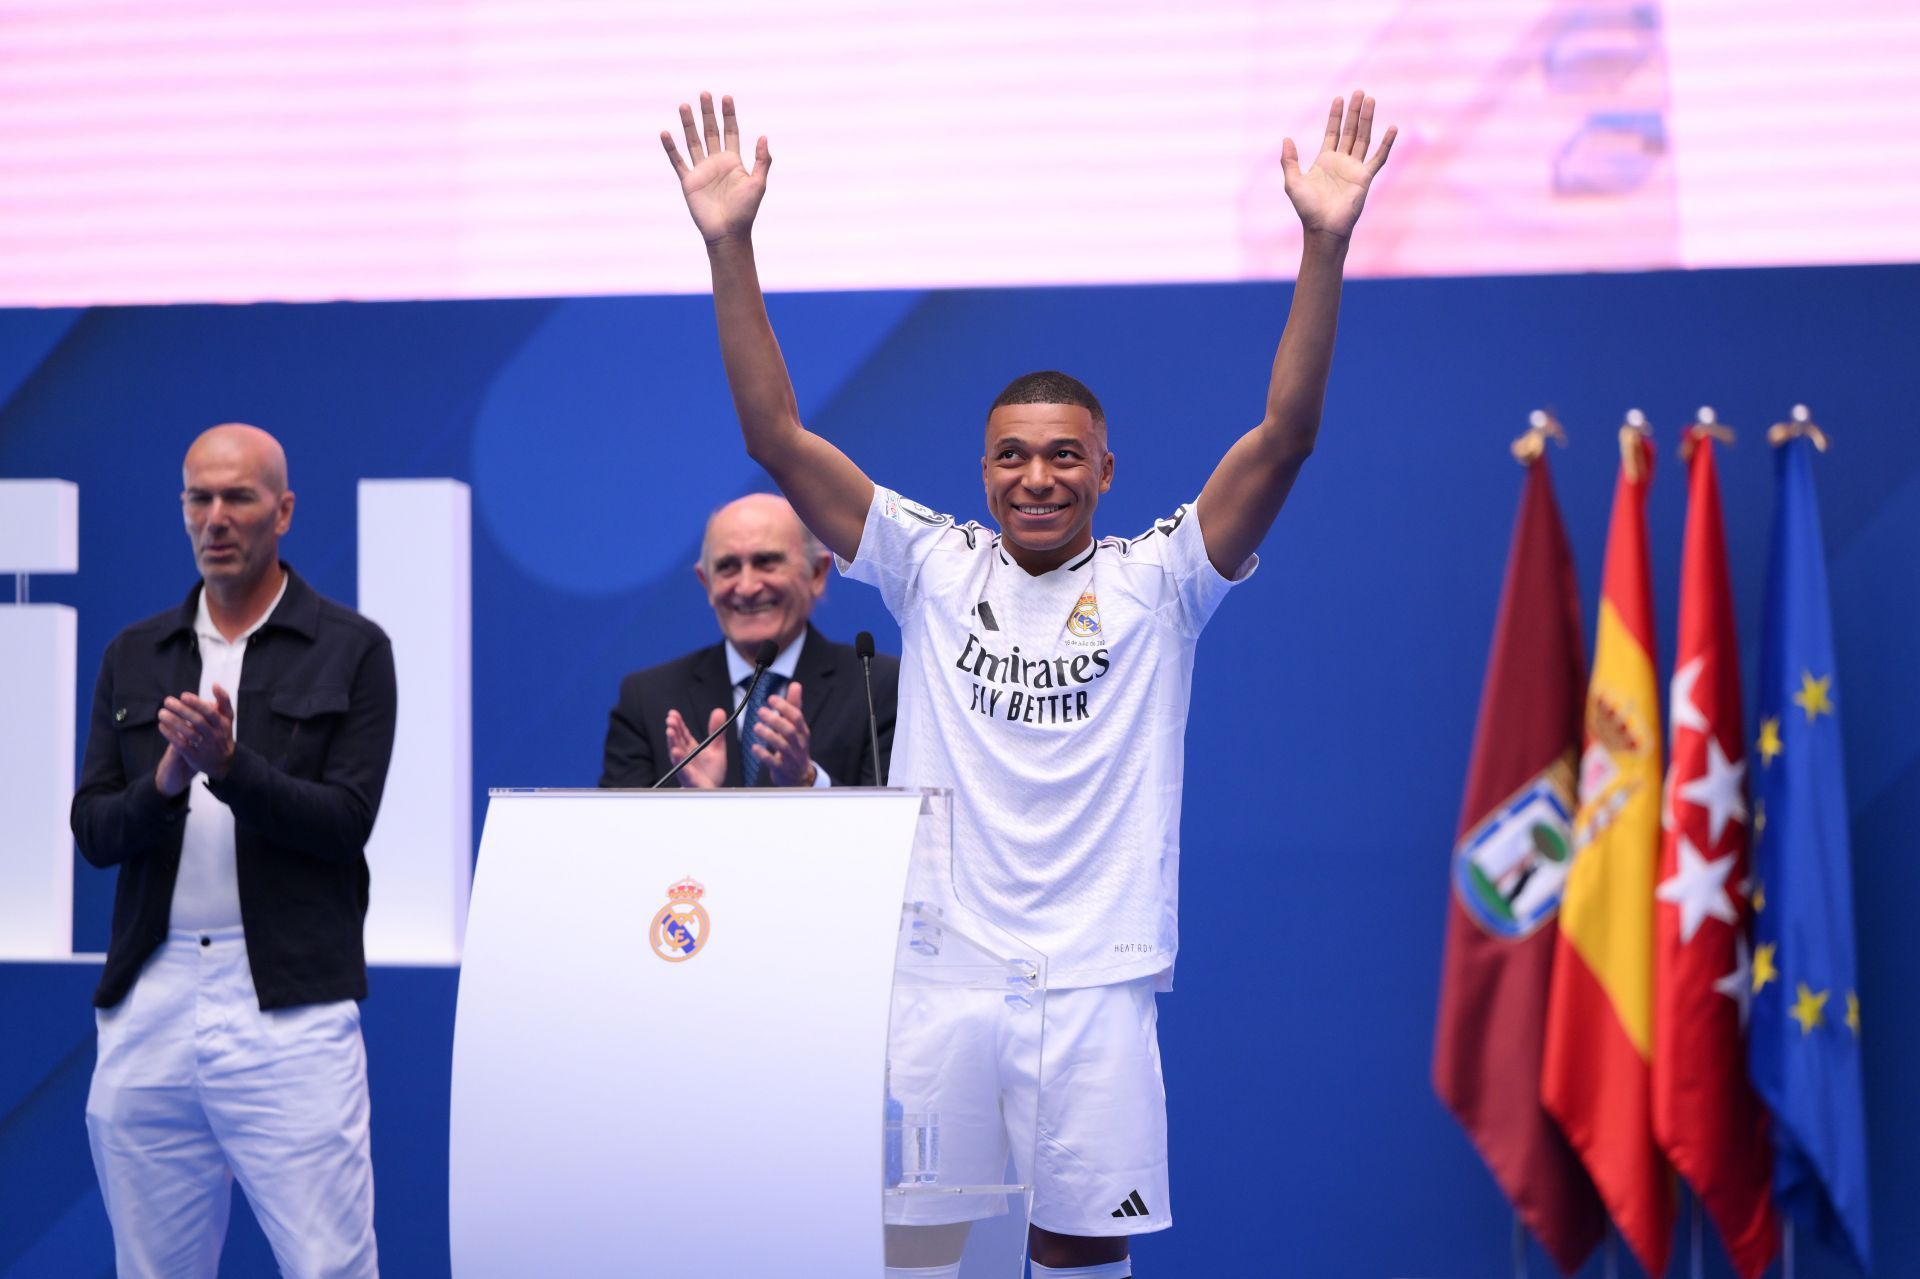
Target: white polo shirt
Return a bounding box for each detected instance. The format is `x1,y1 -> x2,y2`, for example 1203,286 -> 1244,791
169,575 -> 286,933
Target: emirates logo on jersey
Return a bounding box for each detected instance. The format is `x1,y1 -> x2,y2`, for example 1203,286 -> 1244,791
955,633 -> 1109,688
955,631 -> 1110,727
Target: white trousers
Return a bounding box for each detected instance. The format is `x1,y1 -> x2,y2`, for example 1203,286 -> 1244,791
86,927 -> 378,1279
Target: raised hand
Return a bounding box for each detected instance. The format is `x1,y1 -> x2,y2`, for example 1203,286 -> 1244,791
1282,90 -> 1397,241
661,91 -> 771,246
664,706 -> 728,789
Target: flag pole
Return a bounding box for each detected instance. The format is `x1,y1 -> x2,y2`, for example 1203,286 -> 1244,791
1511,1211 -> 1527,1279
1603,1225 -> 1618,1279
1619,408 -> 1650,480
1690,1192 -> 1704,1279
1768,403 -> 1830,452
1679,405 -> 1736,459
1783,1219 -> 1795,1279
1510,408 -> 1567,464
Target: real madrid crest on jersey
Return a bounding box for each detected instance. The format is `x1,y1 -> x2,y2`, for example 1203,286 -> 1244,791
1066,589 -> 1102,641
1451,763 -> 1575,939
650,876 -> 711,963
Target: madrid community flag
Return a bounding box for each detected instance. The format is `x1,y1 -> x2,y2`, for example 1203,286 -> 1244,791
1653,429 -> 1778,1278
1434,456 -> 1605,1274
1542,426 -> 1673,1277
1748,426 -> 1872,1270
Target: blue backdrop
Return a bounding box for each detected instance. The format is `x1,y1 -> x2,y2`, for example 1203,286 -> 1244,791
2,262 -> 1916,1276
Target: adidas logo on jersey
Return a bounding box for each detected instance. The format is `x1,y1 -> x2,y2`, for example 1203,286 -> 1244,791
1111,1189 -> 1151,1218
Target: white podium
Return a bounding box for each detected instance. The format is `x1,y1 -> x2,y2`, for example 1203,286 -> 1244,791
449,788 -> 1045,1277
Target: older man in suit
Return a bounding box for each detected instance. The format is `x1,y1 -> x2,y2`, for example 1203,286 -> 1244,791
600,492 -> 897,788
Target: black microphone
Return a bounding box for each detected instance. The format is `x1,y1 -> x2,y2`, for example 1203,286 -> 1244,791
855,631 -> 886,787
653,639 -> 779,789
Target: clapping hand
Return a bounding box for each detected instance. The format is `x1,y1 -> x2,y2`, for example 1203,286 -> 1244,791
749,682 -> 814,787
664,707 -> 729,789
156,683 -> 236,790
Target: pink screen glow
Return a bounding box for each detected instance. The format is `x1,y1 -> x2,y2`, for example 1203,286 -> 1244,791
2,0 -> 1916,307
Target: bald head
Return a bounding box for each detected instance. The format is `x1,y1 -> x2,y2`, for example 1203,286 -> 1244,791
181,422 -> 295,601
699,493 -> 821,572
184,422 -> 288,495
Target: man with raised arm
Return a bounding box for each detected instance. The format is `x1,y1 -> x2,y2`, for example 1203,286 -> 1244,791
664,90 -> 1394,1278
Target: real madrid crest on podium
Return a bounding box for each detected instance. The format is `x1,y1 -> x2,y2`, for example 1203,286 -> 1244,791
650,876 -> 711,962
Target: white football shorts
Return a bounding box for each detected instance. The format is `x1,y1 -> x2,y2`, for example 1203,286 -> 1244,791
884,975 -> 1171,1238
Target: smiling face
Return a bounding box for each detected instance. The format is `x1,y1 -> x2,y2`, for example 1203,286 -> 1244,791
982,402 -> 1114,574
696,493 -> 829,661
181,424 -> 294,596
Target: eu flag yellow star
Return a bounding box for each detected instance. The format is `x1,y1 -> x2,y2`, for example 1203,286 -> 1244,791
1757,716 -> 1784,766
1752,941 -> 1779,993
1792,671 -> 1834,722
1790,983 -> 1829,1035
1846,991 -> 1861,1036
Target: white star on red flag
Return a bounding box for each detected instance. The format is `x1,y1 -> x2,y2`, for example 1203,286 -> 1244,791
1714,931 -> 1755,1029
1677,733 -> 1748,845
1670,656 -> 1710,735
1657,835 -> 1738,943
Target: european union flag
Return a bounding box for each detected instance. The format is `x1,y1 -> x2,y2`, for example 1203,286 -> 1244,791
1747,430 -> 1871,1271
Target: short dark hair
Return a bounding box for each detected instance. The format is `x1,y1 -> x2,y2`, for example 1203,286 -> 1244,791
988,370 -> 1106,433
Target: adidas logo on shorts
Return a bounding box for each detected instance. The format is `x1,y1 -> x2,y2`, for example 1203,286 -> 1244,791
1111,1189 -> 1151,1218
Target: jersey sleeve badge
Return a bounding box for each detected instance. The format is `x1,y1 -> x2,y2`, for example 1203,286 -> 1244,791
882,491 -> 952,527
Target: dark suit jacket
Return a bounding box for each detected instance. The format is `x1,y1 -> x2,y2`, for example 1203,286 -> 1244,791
599,624 -> 898,788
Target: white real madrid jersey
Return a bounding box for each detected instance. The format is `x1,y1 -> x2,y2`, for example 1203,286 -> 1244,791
840,485 -> 1253,988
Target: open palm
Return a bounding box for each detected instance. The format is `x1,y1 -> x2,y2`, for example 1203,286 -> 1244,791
1283,91 -> 1396,240
662,92 -> 770,245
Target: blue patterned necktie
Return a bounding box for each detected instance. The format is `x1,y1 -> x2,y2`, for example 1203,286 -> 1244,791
739,672 -> 786,786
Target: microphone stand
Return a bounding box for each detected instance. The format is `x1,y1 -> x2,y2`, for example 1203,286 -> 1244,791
856,631 -> 886,787
652,641 -> 777,789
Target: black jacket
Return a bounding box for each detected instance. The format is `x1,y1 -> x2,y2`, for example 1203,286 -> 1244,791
599,624 -> 897,788
71,566 -> 397,1011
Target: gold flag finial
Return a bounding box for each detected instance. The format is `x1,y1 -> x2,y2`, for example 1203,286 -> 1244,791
1619,408 -> 1652,482
1767,403 -> 1830,452
1511,409 -> 1568,464
1679,405 -> 1736,460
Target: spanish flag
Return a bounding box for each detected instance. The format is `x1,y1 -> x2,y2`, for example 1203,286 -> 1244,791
1541,424 -> 1674,1276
